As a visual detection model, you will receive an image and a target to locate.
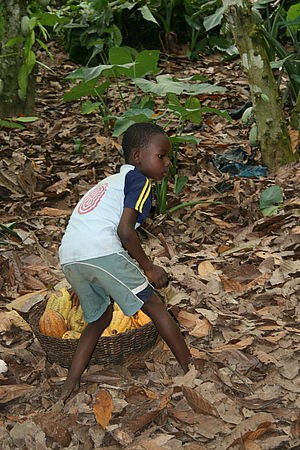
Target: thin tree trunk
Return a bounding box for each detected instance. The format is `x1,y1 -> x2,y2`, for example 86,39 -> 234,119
0,0 -> 35,118
223,0 -> 299,170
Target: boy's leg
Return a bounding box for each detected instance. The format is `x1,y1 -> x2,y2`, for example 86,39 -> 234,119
141,293 -> 191,373
60,303 -> 113,402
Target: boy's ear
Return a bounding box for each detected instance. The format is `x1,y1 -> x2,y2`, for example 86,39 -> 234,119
131,148 -> 142,163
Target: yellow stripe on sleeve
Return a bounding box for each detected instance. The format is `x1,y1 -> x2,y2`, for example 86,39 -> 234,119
138,182 -> 151,213
135,178 -> 149,212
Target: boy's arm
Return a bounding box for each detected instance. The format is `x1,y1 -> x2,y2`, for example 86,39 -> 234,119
117,207 -> 168,288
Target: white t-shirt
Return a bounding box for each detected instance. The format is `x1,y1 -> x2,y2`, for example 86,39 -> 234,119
59,164 -> 152,264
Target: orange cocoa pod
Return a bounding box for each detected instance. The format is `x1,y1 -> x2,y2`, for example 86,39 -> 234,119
39,309 -> 67,338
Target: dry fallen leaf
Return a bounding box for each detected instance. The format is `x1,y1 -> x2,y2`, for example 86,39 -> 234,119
182,386 -> 219,417
197,260 -> 216,277
0,385 -> 35,404
93,389 -> 114,429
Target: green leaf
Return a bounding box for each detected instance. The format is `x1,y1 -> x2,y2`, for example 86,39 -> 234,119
81,100 -> 101,114
66,62 -> 136,82
39,12 -> 67,27
4,36 -> 25,47
9,116 -> 39,123
18,64 -> 28,93
286,3 -> 300,35
136,75 -> 226,97
109,48 -> 159,78
36,38 -> 53,59
138,5 -> 159,25
25,50 -> 36,75
170,135 -> 200,145
0,120 -> 25,129
113,119 -> 137,137
64,79 -> 110,102
0,223 -> 22,240
174,175 -> 188,195
203,6 -> 225,32
260,205 -> 279,217
259,185 -> 283,210
113,108 -> 154,137
200,106 -> 232,121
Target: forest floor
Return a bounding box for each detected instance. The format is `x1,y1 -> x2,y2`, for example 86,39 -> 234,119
0,41 -> 300,450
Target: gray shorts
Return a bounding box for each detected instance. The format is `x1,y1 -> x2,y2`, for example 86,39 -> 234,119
62,251 -> 153,323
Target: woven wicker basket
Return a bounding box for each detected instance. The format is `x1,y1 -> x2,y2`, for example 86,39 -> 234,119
27,303 -> 159,368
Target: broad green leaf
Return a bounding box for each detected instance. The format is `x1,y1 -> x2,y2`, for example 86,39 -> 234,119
259,185 -> 283,210
203,6 -> 225,32
82,100 -> 101,114
66,62 -> 136,82
113,109 -> 154,136
138,5 -> 159,25
18,64 -> 28,93
38,12 -> 68,27
170,135 -> 200,145
113,119 -> 137,137
176,75 -> 208,82
136,75 -> 226,97
0,120 -> 25,129
64,79 -> 110,102
9,116 -> 39,123
29,17 -> 37,31
286,3 -> 300,34
260,205 -> 279,217
109,48 -> 159,78
200,106 -> 232,121
118,108 -> 154,119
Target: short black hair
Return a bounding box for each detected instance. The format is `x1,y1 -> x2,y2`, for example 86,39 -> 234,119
122,122 -> 167,163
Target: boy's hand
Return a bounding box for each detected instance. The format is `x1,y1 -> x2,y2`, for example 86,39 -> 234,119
68,289 -> 80,308
145,264 -> 168,289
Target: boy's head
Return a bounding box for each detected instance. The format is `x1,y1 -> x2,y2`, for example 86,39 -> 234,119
122,122 -> 170,181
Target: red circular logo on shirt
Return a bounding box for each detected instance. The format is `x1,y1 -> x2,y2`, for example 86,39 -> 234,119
78,182 -> 108,215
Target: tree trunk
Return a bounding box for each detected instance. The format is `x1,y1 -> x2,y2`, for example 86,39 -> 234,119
0,0 -> 35,118
223,0 -> 299,170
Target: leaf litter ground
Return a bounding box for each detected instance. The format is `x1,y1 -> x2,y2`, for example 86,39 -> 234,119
0,42 -> 300,450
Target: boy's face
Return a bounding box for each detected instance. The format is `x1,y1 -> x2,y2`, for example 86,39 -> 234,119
135,134 -> 171,181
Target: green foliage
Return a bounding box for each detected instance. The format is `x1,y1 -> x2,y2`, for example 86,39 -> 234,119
73,137 -> 83,155
0,116 -> 39,130
259,185 -> 283,216
0,223 -> 22,246
64,44 -> 230,213
259,1 -> 300,101
3,1 -> 65,101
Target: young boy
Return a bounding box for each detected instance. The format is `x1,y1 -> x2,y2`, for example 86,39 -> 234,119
59,122 -> 191,401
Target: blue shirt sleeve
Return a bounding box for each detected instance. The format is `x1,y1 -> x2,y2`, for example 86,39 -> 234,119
124,168 -> 152,224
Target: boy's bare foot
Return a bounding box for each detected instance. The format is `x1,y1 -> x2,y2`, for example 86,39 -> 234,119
59,378 -> 80,403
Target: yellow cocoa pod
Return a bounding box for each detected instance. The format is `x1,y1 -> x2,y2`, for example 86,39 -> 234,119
39,309 -> 67,338
67,305 -> 87,333
137,310 -> 151,327
101,329 -> 111,337
106,310 -> 132,335
131,309 -> 151,328
62,330 -> 81,340
130,312 -> 139,328
46,288 -> 72,320
113,302 -> 121,311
